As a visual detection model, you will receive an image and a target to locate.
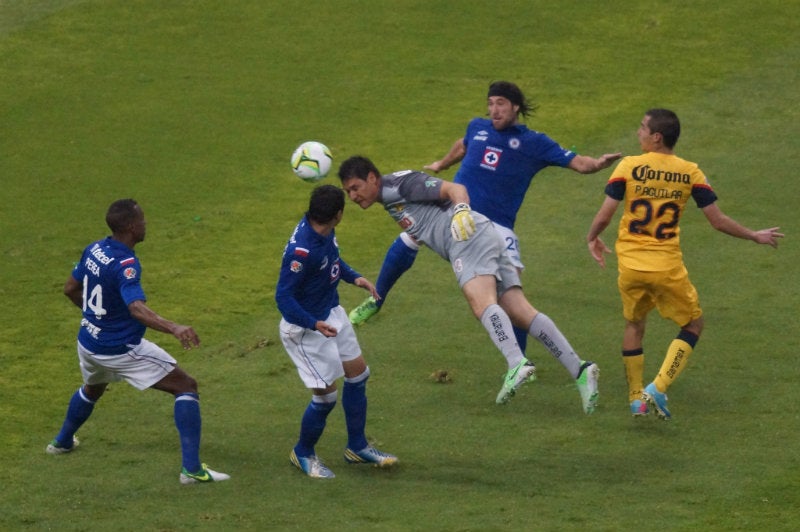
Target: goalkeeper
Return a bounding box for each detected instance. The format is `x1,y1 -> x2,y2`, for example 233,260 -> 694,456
348,81 -> 619,362
338,156 -> 599,413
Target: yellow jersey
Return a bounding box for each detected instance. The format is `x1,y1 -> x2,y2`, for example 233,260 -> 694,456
605,152 -> 717,271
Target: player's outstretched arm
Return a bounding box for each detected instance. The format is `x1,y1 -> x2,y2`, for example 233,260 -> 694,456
702,203 -> 785,248
424,138 -> 466,174
568,152 -> 622,174
129,300 -> 200,349
751,227 -> 785,247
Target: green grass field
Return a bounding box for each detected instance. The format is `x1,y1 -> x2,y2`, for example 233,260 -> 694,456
2,1 -> 798,530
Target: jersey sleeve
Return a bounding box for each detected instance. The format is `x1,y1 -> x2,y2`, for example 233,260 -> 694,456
530,131 -> 577,168
462,118 -> 480,152
338,256 -> 361,284
275,244 -> 319,330
117,257 -> 146,305
691,183 -> 717,208
605,177 -> 626,200
396,171 -> 445,202
605,158 -> 632,200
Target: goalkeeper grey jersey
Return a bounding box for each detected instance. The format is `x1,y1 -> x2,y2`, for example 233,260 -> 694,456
380,170 -> 491,262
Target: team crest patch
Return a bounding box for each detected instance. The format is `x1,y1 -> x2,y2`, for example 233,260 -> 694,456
481,147 -> 502,170
123,267 -> 137,279
290,260 -> 303,273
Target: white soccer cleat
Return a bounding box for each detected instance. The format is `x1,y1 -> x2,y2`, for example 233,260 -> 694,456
290,450 -> 335,479
179,463 -> 231,484
46,436 -> 79,455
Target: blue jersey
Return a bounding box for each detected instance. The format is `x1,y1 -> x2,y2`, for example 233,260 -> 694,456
71,237 -> 147,354
455,118 -> 576,229
275,215 -> 361,330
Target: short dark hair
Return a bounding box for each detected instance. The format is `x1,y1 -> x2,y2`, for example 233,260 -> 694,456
106,199 -> 140,233
487,81 -> 537,118
337,155 -> 380,182
646,108 -> 681,149
308,184 -> 344,224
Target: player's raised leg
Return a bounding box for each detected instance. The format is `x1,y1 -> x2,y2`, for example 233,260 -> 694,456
349,233 -> 419,325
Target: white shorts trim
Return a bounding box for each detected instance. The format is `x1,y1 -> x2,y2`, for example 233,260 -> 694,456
77,338 -> 176,391
280,305 -> 362,389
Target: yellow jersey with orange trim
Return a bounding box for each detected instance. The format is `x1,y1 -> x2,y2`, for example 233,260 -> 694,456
605,152 -> 717,271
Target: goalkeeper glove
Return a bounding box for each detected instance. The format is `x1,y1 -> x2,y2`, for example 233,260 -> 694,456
450,203 -> 476,241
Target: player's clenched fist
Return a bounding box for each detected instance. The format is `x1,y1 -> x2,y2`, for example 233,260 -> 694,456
450,203 -> 476,241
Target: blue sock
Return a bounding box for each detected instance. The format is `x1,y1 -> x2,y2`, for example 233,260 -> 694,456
54,387 -> 96,448
174,393 -> 202,473
294,395 -> 336,457
342,368 -> 370,451
514,326 -> 528,355
375,235 -> 418,308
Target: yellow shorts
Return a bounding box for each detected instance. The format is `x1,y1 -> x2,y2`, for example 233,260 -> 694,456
617,264 -> 702,326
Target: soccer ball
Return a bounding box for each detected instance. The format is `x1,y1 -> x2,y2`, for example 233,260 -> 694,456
291,141 -> 333,182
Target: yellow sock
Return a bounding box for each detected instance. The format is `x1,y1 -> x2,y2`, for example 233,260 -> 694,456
654,338 -> 695,392
622,349 -> 644,403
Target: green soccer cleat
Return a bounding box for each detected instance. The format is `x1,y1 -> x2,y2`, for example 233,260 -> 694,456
179,463 -> 231,484
496,358 -> 537,404
348,296 -> 380,325
576,361 -> 600,414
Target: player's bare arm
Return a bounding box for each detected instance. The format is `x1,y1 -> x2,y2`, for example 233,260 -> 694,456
568,152 -> 623,174
63,275 -> 84,308
586,196 -> 620,268
128,300 -> 200,349
752,227 -> 784,247
701,203 -> 784,248
439,180 -> 470,205
353,276 -> 381,302
424,138 -> 466,173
